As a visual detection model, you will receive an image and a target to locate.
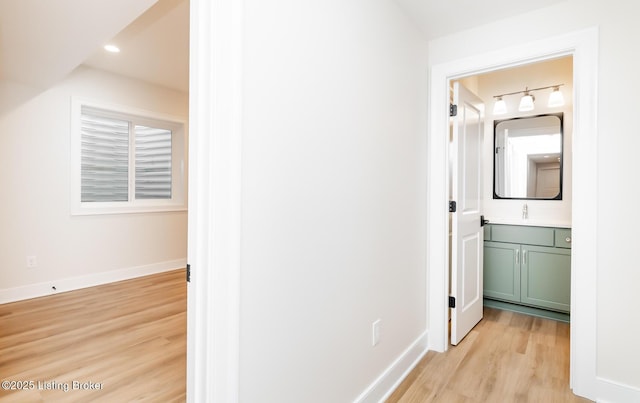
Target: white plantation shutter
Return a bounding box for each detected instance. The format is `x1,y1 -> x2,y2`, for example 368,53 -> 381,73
80,108 -> 129,202
73,100 -> 185,214
135,125 -> 172,199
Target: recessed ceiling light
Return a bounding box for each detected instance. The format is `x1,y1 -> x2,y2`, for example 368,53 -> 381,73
104,44 -> 120,53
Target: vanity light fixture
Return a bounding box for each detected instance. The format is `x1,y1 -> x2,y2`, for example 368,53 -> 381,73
492,84 -> 564,115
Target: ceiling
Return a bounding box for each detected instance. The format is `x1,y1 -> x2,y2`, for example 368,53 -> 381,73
0,0 -> 159,113
83,0 -> 189,93
1,0 -> 567,114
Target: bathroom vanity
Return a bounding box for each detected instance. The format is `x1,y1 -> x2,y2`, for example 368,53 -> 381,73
483,223 -> 571,322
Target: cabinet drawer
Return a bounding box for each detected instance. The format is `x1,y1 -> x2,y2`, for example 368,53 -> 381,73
555,229 -> 572,248
490,225 -> 554,247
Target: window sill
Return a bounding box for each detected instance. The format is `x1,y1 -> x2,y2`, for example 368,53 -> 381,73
71,202 -> 187,216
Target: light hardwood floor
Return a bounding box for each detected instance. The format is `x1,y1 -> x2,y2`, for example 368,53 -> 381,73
0,269 -> 186,403
387,308 -> 593,403
1,271 -> 593,403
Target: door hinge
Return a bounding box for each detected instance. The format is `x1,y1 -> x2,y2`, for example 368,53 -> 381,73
450,104 -> 458,117
449,296 -> 456,308
186,264 -> 191,283
449,200 -> 457,212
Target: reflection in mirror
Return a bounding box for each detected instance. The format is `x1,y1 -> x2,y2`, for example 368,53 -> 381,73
494,113 -> 563,199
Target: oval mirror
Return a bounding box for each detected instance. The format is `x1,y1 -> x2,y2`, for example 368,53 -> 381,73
493,113 -> 563,199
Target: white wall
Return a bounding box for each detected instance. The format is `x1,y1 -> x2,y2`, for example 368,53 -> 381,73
239,0 -> 427,401
428,0 -> 640,394
476,57 -> 573,227
0,66 -> 188,301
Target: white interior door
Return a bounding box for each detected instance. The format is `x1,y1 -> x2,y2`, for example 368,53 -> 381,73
450,82 -> 484,345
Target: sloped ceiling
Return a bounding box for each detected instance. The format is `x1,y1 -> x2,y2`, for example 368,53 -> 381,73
83,0 -> 189,93
0,0 -> 158,113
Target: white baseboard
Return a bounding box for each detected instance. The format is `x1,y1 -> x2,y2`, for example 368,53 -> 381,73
354,331 -> 429,403
595,376 -> 640,403
0,259 -> 186,304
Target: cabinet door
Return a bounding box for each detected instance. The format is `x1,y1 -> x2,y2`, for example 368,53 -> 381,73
483,241 -> 520,303
521,245 -> 571,312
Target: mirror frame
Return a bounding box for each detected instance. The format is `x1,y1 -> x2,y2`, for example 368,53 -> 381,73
493,112 -> 564,200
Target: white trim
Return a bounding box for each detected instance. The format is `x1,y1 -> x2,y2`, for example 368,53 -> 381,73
595,377 -> 640,403
186,0 -> 243,402
0,259 -> 185,304
427,27 -> 598,400
354,332 -> 429,403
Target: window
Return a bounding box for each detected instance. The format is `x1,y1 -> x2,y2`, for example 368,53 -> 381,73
71,99 -> 187,215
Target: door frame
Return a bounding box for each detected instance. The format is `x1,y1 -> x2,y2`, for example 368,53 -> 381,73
427,27 -> 598,399
186,0 -> 243,401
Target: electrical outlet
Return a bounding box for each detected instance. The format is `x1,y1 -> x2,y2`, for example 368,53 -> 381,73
372,319 -> 381,347
26,255 -> 38,268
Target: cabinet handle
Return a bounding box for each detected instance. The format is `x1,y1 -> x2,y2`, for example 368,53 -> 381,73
523,249 -> 527,265
515,249 -> 519,265
565,237 -> 572,243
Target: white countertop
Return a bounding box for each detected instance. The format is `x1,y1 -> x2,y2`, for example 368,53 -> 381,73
485,218 -> 571,228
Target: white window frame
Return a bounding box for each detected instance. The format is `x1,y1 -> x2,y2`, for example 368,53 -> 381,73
71,97 -> 187,215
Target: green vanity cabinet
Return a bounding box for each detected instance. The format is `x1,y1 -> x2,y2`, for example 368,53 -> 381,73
520,245 -> 571,312
483,224 -> 571,320
484,241 -> 520,302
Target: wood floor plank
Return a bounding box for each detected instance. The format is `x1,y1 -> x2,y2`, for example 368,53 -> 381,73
387,308 -> 592,403
0,269 -> 186,403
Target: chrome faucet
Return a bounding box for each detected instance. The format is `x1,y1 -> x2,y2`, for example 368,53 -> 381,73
522,204 -> 528,220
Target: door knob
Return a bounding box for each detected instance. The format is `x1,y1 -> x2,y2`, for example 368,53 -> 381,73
565,237 -> 572,243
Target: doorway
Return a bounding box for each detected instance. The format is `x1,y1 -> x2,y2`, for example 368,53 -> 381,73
449,56 -> 573,346
427,28 -> 599,399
